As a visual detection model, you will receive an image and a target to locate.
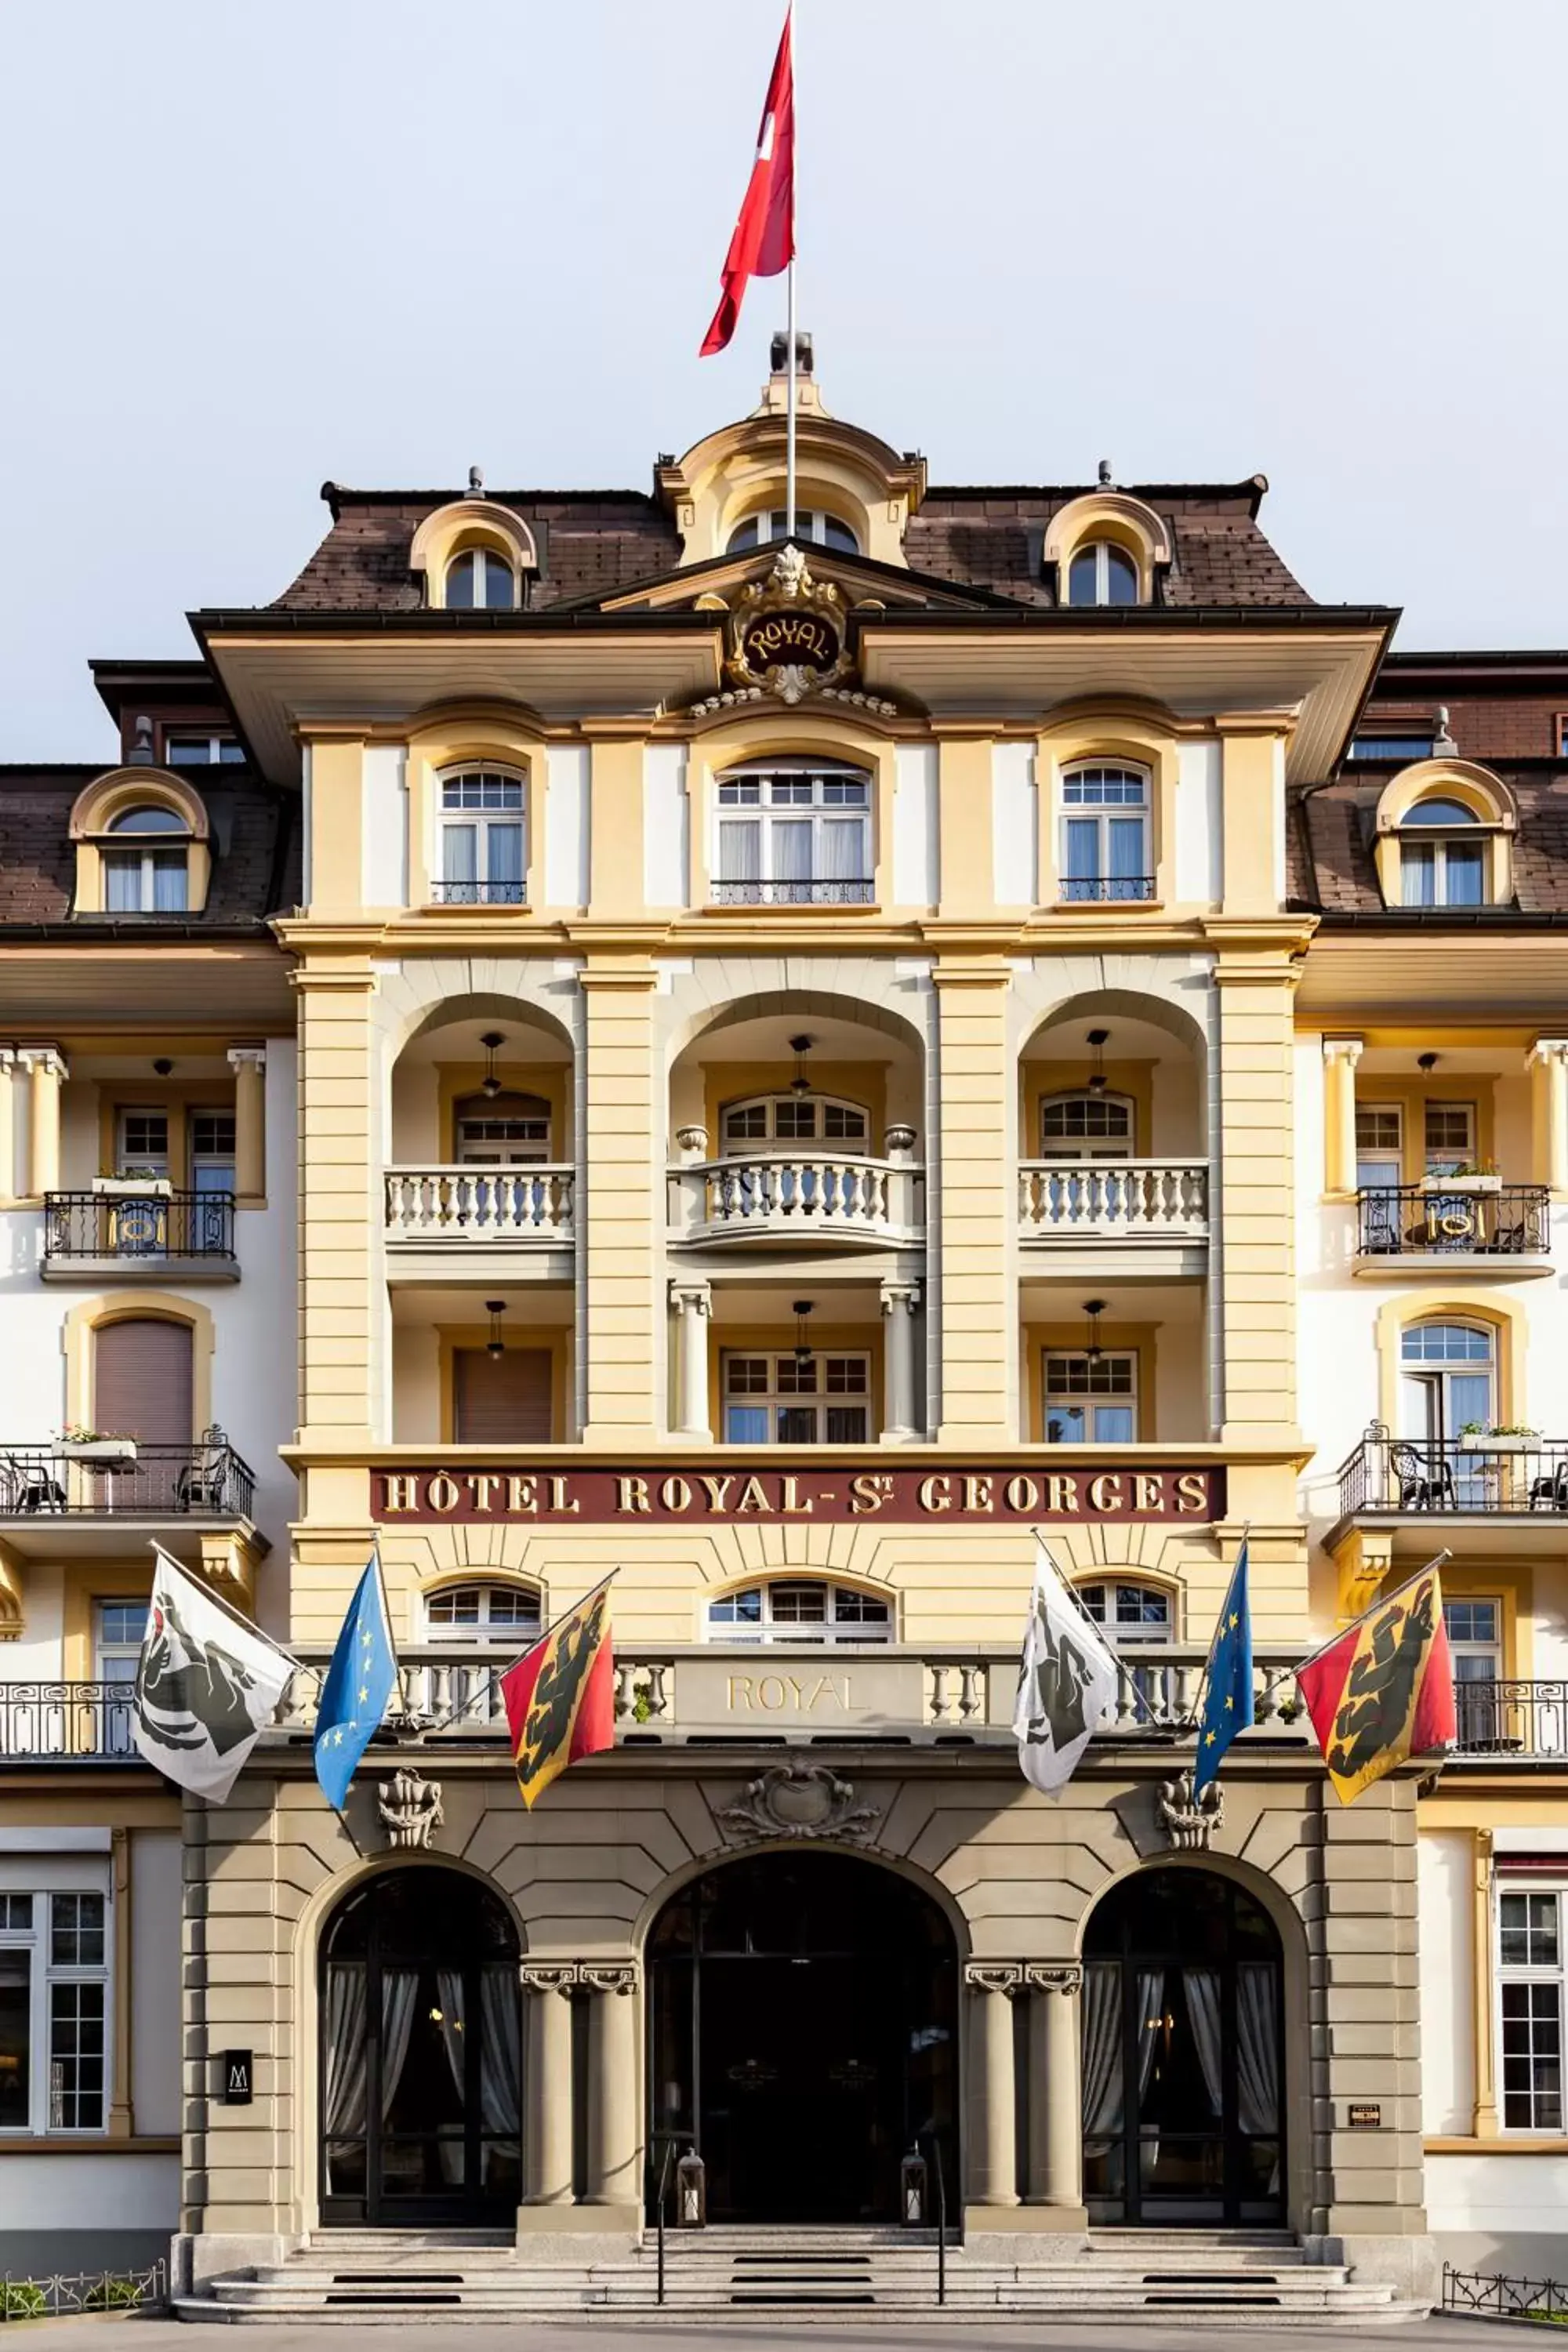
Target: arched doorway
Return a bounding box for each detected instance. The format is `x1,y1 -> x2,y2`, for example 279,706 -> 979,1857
648,1851 -> 957,2224
1082,1866 -> 1284,2227
318,1867 -> 521,2229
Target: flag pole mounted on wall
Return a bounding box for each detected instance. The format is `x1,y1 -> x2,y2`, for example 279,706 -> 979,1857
700,2 -> 797,522
784,0 -> 797,538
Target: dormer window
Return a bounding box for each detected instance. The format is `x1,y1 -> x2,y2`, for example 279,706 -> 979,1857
445,549 -> 517,610
1068,541 -> 1140,608
1399,798 -> 1486,908
164,731 -> 245,768
102,806 -> 190,913
726,508 -> 859,555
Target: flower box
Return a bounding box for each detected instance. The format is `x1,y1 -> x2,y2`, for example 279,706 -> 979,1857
1419,1174 -> 1502,1195
58,1439 -> 138,1465
90,1177 -> 172,1198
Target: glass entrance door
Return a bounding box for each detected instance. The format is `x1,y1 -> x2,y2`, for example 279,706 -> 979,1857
319,1869 -> 521,2228
1082,1867 -> 1284,2227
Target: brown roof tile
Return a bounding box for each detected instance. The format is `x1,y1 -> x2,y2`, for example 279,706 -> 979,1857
0,768 -> 297,926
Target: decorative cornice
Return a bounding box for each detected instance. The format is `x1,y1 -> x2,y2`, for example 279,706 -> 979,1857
1023,1963 -> 1083,1995
963,1961 -> 1023,1994
520,1963 -> 580,1996
580,1962 -> 640,1996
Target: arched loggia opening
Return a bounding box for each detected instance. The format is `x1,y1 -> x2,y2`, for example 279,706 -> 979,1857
319,1867 -> 522,2229
1082,1866 -> 1284,2227
647,1851 -> 958,2224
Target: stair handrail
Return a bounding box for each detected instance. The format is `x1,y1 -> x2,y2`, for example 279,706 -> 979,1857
920,2129 -> 948,2307
649,2129 -> 692,2308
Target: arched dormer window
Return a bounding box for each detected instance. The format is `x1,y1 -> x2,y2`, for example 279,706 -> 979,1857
445,547 -> 516,610
1044,491 -> 1171,609
726,507 -> 860,555
704,1577 -> 892,1646
1374,760 -> 1515,911
408,499 -> 538,611
68,770 -> 210,916
1068,542 -> 1140,608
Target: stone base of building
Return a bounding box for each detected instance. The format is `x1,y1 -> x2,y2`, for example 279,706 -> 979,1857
964,2205 -> 1089,2249
514,2205 -> 641,2259
172,2233 -> 296,2295
0,2228 -> 173,2281
1306,2234 -> 1440,2300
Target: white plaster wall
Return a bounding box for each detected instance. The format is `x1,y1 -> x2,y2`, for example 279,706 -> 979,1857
989,742 -> 1036,909
1427,2151 -> 1568,2241
1174,738 -> 1222,908
545,745 -> 590,912
1272,737 -> 1287,909
0,2151 -> 178,2230
1419,1830 -> 1473,2135
131,1831 -> 181,2136
6,1563 -> 63,1677
642,746 -> 688,910
894,745 -> 940,910
361,744 -> 408,909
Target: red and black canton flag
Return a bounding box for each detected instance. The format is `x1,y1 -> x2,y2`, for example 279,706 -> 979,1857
1296,1567 -> 1456,1805
499,1583 -> 614,1809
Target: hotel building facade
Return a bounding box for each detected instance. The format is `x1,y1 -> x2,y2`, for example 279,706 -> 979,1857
1,358 -> 1565,2305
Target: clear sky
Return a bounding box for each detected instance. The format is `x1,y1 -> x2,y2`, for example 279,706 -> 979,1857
2,0 -> 1564,760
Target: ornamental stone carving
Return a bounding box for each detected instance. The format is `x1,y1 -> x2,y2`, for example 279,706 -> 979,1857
963,1962 -> 1024,1995
724,543 -> 856,705
376,1767 -> 444,1850
1158,1769 -> 1224,1851
716,1755 -> 881,1846
520,1963 -> 579,1997
580,1962 -> 640,1997
1024,1962 -> 1083,1996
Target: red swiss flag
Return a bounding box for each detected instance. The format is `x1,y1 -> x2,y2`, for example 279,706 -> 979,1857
700,9 -> 795,357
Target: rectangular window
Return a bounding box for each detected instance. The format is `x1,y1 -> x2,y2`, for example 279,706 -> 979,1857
437,774 -> 525,906
95,1602 -> 148,1686
1425,1103 -> 1476,1176
191,1111 -> 237,1196
1499,1886 -> 1565,2132
721,1352 -> 872,1444
116,1109 -> 169,1178
1044,1352 -> 1138,1444
1348,735 -> 1436,761
1355,1102 -> 1404,1192
0,1887 -> 110,2136
103,848 -> 188,914
1402,838 -> 1486,909
714,764 -> 872,905
164,731 -> 244,766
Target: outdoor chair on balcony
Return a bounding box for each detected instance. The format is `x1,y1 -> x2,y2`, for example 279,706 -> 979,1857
0,1456 -> 66,1513
1529,1462 -> 1568,1511
1390,1442 -> 1456,1511
175,1427 -> 230,1512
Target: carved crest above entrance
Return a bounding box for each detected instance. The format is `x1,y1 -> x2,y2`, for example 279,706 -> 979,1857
724,543 -> 858,706
717,1755 -> 881,1846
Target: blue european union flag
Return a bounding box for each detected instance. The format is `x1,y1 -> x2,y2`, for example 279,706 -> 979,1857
1192,1539 -> 1254,1795
314,1556 -> 398,1812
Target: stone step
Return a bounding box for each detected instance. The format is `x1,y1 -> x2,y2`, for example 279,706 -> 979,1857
211,2274 -> 1397,2309
176,2293 -> 1430,2330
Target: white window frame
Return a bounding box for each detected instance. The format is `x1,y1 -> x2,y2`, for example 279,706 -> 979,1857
1424,1101 -> 1477,1176
1065,540 -> 1142,608
1497,1882 -> 1567,2134
1355,1101 -> 1404,1192
162,731 -> 243,767
720,1094 -> 870,1154
720,1350 -> 874,1445
115,1106 -> 170,1178
444,546 -> 518,610
1044,1350 -> 1138,1444
713,759 -> 873,906
1058,763 -> 1152,902
1399,825 -> 1489,908
725,509 -> 859,554
101,829 -> 190,914
704,1578 -> 893,1646
94,1600 -> 149,1686
455,1094 -> 553,1165
434,768 -> 528,906
423,1582 -> 543,1645
0,1864 -> 112,2139
190,1110 -> 237,1196
1040,1091 -> 1134,1159
1076,1579 -> 1174,1646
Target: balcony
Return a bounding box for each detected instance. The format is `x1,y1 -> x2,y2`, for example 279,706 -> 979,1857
1018,1160 -> 1209,1279
1330,1428 -> 1568,1566
0,1432 -> 258,1562
0,1682 -> 137,1761
429,880 -> 526,907
1451,1681 -> 1568,1760
668,1154 -> 924,1254
1352,1182 -> 1552,1278
1059,877 -> 1157,905
42,1188 -> 238,1283
711,878 -> 875,907
384,1167 -> 575,1273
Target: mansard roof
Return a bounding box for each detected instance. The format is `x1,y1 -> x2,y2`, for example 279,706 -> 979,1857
0,764 -> 299,930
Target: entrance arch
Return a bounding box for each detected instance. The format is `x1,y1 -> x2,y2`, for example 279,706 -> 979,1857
647,1850 -> 958,2224
318,1866 -> 521,2229
1082,1865 -> 1284,2227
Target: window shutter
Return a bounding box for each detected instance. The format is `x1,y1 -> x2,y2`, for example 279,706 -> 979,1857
453,1349 -> 553,1444
93,1319 -> 194,1447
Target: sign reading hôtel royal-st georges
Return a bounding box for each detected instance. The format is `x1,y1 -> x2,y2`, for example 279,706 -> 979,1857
372,1463 -> 1225,1526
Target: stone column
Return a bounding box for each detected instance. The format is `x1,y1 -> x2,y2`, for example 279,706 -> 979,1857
0,1051 -> 16,1200
582,1962 -> 641,2211
227,1046 -> 267,1200
964,1962 -> 1021,2209
19,1046 -> 66,1200
1529,1039 -> 1568,1194
1322,1036 -> 1364,1196
521,1964 -> 578,2209
880,1280 -> 920,1442
1471,1828 -> 1500,2138
670,1281 -> 712,1440
1024,1964 -> 1084,2218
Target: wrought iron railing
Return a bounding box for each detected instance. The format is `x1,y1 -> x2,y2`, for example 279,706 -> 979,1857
1060,875 -> 1157,903
385,1165 -> 574,1241
0,2261 -> 167,2321
1451,1681 -> 1568,1758
0,1682 -> 139,1760
43,1190 -> 235,1265
669,1152 -> 924,1244
711,877 -> 876,906
430,879 -> 526,906
1443,2263 -> 1568,2319
1356,1183 -> 1549,1258
0,1434 -> 256,1520
1338,1426 -> 1568,1518
1018,1160 -> 1208,1240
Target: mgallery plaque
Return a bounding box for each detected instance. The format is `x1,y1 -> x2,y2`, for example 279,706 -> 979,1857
373,1463 -> 1225,1526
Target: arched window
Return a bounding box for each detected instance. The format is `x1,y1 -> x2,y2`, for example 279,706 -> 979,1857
726,509 -> 859,555
1059,763 -> 1152,902
423,1581 -> 543,1644
713,758 -> 873,906
1399,797 -> 1485,907
1400,1319 -> 1495,1443
1041,1091 -> 1134,1159
705,1578 -> 892,1646
102,805 -> 190,913
454,1092 -> 552,1164
720,1094 -> 869,1152
1067,541 -> 1141,608
445,548 -> 517,610
435,768 -> 526,906
1078,1579 -> 1173,1645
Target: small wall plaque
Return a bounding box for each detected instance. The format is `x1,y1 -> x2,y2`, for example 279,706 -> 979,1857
1348,2100 -> 1381,2129
222,2050 -> 253,2106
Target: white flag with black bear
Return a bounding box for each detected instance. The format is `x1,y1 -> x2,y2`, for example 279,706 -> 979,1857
1012,1541 -> 1120,1795
133,1547 -> 296,1802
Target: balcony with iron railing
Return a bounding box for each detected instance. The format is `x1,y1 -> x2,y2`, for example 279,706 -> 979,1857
0,1430 -> 256,1529
1352,1181 -> 1552,1276
42,1189 -> 238,1282
1336,1425 -> 1568,1525
1018,1161 -> 1209,1253
1058,876 -> 1157,905
1450,1681 -> 1568,1759
384,1167 -> 575,1251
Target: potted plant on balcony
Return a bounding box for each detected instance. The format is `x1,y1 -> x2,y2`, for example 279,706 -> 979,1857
56,1425 -> 138,1465
1458,1421 -> 1539,1454
91,1165 -> 173,1197
1420,1160 -> 1502,1195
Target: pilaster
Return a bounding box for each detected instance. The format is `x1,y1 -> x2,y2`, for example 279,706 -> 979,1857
291,960 -> 379,1443
1322,1036 -> 1364,1197
1214,953 -> 1300,1446
933,960 -> 1013,1443
580,964 -> 662,1439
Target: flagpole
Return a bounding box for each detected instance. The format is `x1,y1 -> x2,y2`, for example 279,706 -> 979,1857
784,0 -> 797,539
1291,1548 -> 1452,1680
424,1568 -> 621,1736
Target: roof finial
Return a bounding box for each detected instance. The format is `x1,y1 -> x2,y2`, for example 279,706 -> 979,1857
468,465 -> 484,496
130,715 -> 155,767
1098,458 -> 1114,488
1435,704 -> 1457,753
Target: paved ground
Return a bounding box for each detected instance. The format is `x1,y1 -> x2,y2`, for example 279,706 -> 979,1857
4,2319 -> 1501,2350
